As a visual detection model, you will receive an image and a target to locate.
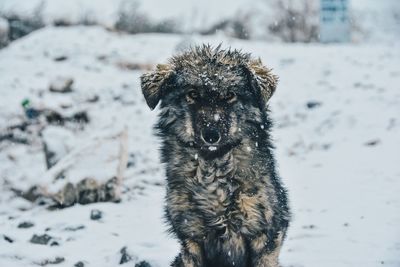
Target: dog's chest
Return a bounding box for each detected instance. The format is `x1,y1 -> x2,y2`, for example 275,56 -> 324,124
191,155 -> 263,235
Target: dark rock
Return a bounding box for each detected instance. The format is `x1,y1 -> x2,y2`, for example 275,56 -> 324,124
3,235 -> 14,243
52,182 -> 77,208
90,209 -> 102,221
38,198 -> 50,206
50,177 -> 120,209
306,101 -> 322,109
364,139 -> 380,146
18,221 -> 34,228
99,177 -> 120,203
50,241 -> 59,246
74,262 -> 85,267
30,234 -> 52,245
37,257 -> 65,266
135,261 -> 151,267
64,225 -> 85,231
69,111 -> 90,124
53,56 -> 68,62
53,19 -> 71,27
86,95 -> 99,103
44,110 -> 64,125
78,178 -> 100,205
119,246 -> 133,264
52,257 -> 65,264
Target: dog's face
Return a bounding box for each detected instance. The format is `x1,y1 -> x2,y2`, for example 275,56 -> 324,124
141,46 -> 278,158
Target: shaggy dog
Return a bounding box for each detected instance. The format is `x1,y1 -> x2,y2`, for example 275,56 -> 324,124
141,45 -> 290,267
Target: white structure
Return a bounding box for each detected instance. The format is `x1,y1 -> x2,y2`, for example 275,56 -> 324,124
320,0 -> 350,43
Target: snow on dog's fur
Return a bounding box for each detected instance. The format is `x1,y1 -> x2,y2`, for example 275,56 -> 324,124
141,45 -> 290,267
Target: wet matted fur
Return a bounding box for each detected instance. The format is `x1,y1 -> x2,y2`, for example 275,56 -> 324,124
140,45 -> 290,267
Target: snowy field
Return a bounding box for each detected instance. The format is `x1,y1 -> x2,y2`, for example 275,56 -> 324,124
0,24 -> 399,267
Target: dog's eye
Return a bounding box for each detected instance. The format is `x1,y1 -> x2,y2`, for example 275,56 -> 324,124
186,90 -> 199,103
225,91 -> 237,103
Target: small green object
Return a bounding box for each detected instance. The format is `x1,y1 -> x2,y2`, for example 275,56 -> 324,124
21,98 -> 30,108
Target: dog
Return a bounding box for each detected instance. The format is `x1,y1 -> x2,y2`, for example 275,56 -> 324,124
141,45 -> 290,267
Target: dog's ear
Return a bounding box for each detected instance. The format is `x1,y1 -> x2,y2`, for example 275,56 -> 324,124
245,58 -> 278,108
140,64 -> 174,110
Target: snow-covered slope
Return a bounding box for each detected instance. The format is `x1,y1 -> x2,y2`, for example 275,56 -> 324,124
0,26 -> 399,267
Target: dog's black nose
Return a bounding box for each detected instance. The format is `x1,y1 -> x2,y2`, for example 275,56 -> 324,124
201,127 -> 221,144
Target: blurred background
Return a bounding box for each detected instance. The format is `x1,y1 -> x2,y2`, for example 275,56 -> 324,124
0,1 -> 399,267
0,0 -> 400,45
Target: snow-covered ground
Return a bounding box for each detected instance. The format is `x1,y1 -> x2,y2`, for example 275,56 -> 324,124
0,26 -> 399,267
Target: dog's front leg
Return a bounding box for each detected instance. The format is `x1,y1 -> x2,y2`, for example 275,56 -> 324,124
250,232 -> 283,267
171,240 -> 204,267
